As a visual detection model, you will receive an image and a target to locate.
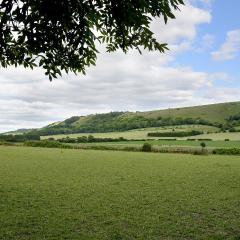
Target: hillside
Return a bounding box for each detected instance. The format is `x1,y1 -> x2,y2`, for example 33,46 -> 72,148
2,101 -> 240,136
34,101 -> 240,136
2,128 -> 36,135
136,101 -> 240,123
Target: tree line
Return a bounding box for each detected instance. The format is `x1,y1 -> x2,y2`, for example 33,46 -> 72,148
0,132 -> 40,142
147,130 -> 203,138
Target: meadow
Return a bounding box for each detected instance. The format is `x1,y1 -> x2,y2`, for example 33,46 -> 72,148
41,125 -> 220,140
75,139 -> 240,149
0,146 -> 239,240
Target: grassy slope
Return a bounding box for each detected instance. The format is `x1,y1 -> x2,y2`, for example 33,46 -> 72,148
136,101 -> 240,123
0,146 -> 239,240
2,128 -> 35,135
189,132 -> 240,140
68,101 -> 240,126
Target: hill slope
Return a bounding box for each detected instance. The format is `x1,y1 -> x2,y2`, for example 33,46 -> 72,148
2,128 -> 36,135
137,101 -> 240,123
35,101 -> 240,136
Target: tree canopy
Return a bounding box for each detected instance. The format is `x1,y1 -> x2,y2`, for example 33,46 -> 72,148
0,0 -> 184,80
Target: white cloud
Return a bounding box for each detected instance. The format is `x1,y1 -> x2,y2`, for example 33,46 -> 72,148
204,87 -> 240,102
151,3 -> 211,45
196,33 -> 214,52
212,30 -> 240,61
190,0 -> 214,9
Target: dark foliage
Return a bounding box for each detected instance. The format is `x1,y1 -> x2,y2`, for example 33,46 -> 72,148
0,132 -> 40,142
0,0 -> 184,80
142,142 -> 152,152
148,130 -> 203,137
196,139 -> 212,141
58,135 -> 128,143
24,140 -> 73,148
213,148 -> 240,155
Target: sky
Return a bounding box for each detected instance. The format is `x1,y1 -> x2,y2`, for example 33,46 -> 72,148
0,0 -> 240,132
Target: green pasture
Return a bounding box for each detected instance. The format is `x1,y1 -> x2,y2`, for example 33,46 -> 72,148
77,139 -> 240,149
189,132 -> 240,140
41,124 -> 219,140
0,146 -> 239,239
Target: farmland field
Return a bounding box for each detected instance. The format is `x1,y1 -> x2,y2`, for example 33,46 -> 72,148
0,146 -> 239,239
189,132 -> 240,140
74,139 -> 240,149
41,124 -> 219,140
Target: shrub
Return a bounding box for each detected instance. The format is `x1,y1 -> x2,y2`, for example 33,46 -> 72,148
213,148 -> 240,155
225,139 -> 230,141
200,142 -> 206,148
229,128 -> 237,132
142,142 -> 152,152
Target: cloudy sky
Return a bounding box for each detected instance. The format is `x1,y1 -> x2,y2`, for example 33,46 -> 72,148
0,0 -> 240,133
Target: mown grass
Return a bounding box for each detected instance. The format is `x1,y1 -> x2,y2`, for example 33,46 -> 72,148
0,146 -> 240,240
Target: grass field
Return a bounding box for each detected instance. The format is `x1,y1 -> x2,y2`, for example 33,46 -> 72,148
41,125 -> 219,140
77,139 -> 240,149
0,146 -> 239,240
189,132 -> 240,140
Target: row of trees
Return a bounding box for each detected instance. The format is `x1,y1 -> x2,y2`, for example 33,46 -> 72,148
0,133 -> 40,142
57,135 -> 128,143
148,130 -> 203,137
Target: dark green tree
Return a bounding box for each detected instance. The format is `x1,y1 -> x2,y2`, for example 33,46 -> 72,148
200,142 -> 206,152
0,0 -> 184,80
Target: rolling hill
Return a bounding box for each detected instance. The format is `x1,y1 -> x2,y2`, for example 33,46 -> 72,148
136,101 -> 240,123
35,101 -> 240,136
2,101 -> 240,136
2,128 -> 36,135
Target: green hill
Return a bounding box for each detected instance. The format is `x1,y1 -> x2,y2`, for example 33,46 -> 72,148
36,101 -> 240,136
3,128 -> 36,135
137,101 -> 240,123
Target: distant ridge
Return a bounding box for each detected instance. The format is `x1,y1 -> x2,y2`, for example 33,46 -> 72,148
2,101 -> 240,135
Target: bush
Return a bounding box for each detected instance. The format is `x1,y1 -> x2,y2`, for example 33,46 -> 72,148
229,128 -> 237,132
200,142 -> 206,148
213,148 -> 240,155
225,139 -> 230,141
142,142 -> 152,152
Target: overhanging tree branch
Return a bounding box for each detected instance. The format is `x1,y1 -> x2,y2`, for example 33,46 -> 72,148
0,0 -> 184,80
